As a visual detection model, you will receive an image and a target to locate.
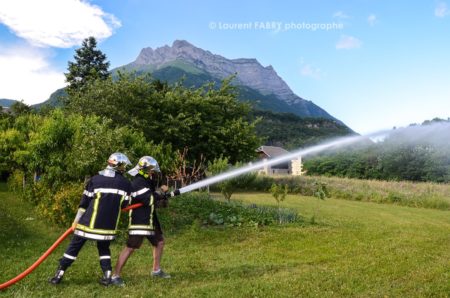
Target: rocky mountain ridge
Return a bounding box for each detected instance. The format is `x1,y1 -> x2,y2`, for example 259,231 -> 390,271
123,40 -> 332,119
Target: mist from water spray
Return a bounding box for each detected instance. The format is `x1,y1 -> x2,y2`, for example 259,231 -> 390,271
179,129 -> 393,194
389,121 -> 450,145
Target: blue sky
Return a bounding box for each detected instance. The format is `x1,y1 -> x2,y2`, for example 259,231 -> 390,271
1,0 -> 449,134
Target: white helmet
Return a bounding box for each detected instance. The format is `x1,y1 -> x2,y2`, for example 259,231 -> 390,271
107,152 -> 131,172
128,156 -> 160,176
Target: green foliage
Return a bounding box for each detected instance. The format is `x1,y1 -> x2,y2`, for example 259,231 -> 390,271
7,169 -> 24,192
0,113 -> 42,180
66,72 -> 153,126
269,183 -> 289,224
37,182 -> 84,226
207,156 -> 233,201
310,181 -> 328,224
0,128 -> 27,173
1,109 -> 176,224
207,156 -> 257,201
269,183 -> 288,204
253,110 -> 354,150
158,192 -> 301,230
9,100 -> 32,116
244,175 -> 330,198
304,119 -> 450,183
0,109 -> 13,131
23,109 -> 175,189
65,36 -> 110,95
66,73 -> 261,163
0,108 -> 36,179
313,181 -> 329,200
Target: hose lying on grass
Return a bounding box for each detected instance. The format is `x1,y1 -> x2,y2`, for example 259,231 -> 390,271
0,203 -> 143,290
0,155 -> 287,290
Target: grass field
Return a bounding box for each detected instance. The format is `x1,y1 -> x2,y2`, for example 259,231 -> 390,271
249,175 -> 450,210
1,183 -> 449,297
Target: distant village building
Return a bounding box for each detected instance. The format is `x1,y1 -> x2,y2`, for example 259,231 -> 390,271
0,106 -> 10,113
291,157 -> 303,176
256,145 -> 303,176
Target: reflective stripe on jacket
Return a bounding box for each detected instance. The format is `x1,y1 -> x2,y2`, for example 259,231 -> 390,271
75,173 -> 131,240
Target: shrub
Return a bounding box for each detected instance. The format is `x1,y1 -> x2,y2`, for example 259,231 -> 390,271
30,181 -> 132,229
207,157 -> 257,201
39,183 -> 84,226
270,183 -> 289,224
158,192 -> 302,231
7,169 -> 24,193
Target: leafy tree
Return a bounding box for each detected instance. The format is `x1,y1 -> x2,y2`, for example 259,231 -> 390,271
65,36 -> 110,95
309,181 -> 329,224
0,128 -> 27,178
66,72 -> 153,126
270,183 -> 289,224
313,181 -> 329,200
0,107 -> 13,131
207,156 -> 257,201
3,109 -> 177,223
208,156 -> 233,201
66,73 -> 261,163
26,109 -> 175,190
10,100 -> 32,116
0,113 -> 42,184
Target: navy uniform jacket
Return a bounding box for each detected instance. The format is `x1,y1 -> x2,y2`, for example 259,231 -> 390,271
128,175 -> 179,235
74,172 -> 131,241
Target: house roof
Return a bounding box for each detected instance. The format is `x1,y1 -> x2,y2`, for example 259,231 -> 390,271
256,146 -> 289,158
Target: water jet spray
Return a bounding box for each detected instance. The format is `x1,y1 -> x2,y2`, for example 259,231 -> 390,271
178,130 -> 390,194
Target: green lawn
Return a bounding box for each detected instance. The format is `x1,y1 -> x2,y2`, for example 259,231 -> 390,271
1,185 -> 449,297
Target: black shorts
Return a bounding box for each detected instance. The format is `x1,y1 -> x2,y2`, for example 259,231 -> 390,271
126,219 -> 164,249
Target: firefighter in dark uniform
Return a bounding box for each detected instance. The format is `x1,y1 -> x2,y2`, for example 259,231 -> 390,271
49,152 -> 132,286
111,156 -> 180,286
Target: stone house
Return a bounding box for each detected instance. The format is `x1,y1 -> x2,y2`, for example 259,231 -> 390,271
255,145 -> 303,176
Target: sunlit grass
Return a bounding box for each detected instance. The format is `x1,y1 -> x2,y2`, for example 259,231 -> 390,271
1,184 -> 449,297
249,175 -> 450,210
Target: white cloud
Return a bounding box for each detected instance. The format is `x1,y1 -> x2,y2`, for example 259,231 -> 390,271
336,35 -> 362,50
0,45 -> 65,104
367,14 -> 377,26
333,11 -> 349,19
0,0 -> 121,48
300,64 -> 322,80
435,2 -> 449,17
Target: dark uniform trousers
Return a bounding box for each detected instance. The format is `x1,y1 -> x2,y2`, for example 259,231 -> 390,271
60,235 -> 112,272
57,171 -> 131,273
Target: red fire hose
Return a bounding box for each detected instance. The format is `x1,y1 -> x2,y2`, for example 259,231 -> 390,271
0,203 -> 143,290
121,202 -> 143,212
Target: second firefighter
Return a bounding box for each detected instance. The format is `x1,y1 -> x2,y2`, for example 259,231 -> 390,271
111,156 -> 180,286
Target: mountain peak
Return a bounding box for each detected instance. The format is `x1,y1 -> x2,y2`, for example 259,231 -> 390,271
172,39 -> 195,49
122,40 -> 336,120
132,40 -> 299,102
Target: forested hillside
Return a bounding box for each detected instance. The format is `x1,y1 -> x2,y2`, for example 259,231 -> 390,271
253,110 -> 354,150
